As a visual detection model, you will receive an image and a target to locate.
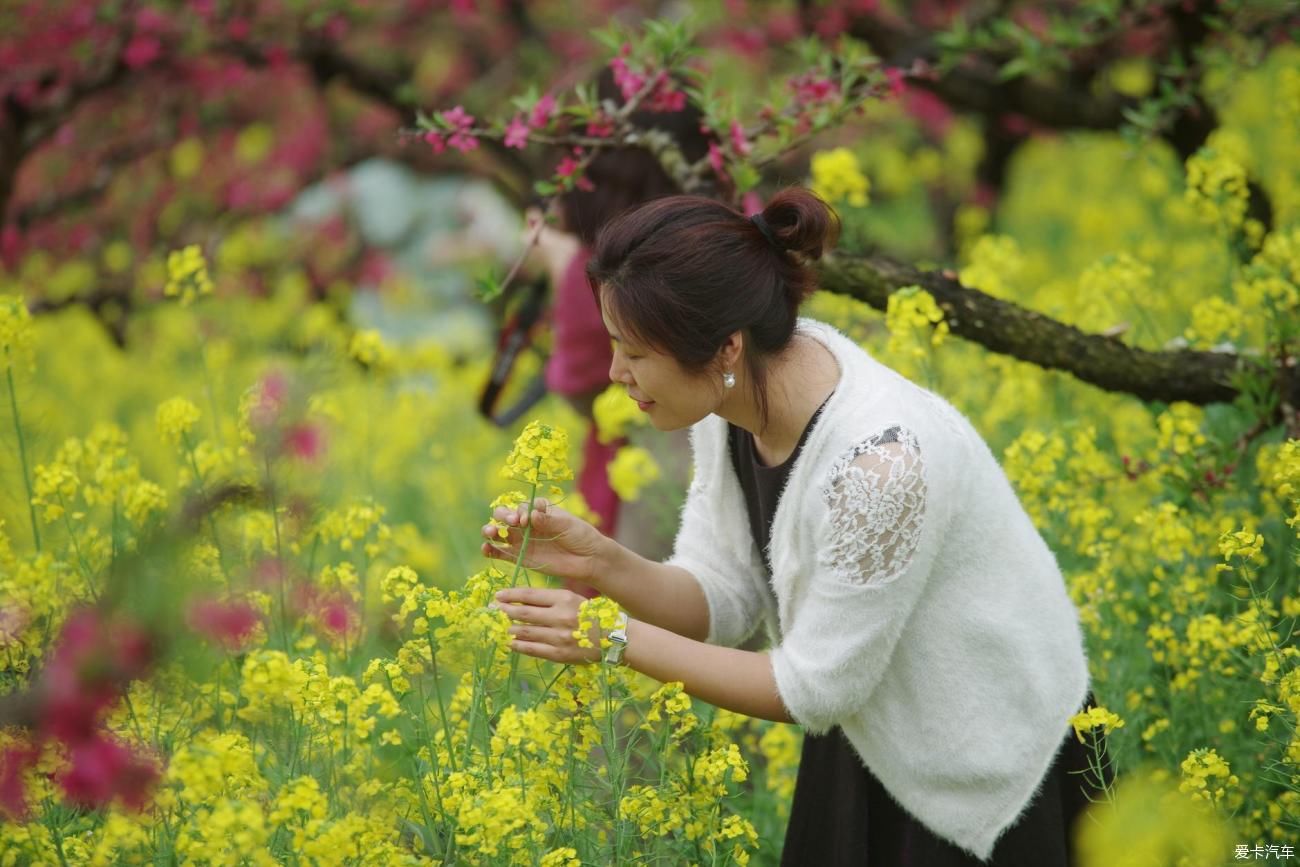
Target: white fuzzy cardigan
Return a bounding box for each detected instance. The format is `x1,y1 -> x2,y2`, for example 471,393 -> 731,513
665,316 -> 1091,862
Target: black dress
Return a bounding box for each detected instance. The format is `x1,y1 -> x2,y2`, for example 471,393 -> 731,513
726,401 -> 1113,867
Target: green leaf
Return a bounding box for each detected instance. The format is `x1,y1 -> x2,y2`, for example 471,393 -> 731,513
732,163 -> 762,195
509,83 -> 541,114
591,25 -> 626,55
395,83 -> 417,106
533,180 -> 557,197
473,271 -> 504,304
997,56 -> 1036,82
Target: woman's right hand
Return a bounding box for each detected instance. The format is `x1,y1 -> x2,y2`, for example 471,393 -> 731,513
480,498 -> 607,586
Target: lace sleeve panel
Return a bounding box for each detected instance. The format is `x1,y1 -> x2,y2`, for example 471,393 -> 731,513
818,425 -> 927,587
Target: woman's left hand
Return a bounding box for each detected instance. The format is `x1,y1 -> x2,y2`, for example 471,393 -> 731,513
493,587 -> 604,665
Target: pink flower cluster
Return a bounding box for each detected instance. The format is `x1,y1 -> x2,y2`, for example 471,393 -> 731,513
730,121 -> 752,157
425,105 -> 479,154
0,608 -> 160,820
554,148 -> 594,192
123,7 -> 169,70
246,372 -> 327,464
186,596 -> 262,653
789,70 -> 841,106
503,92 -> 558,150
610,44 -> 686,112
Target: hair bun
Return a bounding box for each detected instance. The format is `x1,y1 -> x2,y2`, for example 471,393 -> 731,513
758,186 -> 841,262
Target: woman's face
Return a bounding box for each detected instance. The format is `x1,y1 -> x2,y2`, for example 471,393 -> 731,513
600,304 -> 719,431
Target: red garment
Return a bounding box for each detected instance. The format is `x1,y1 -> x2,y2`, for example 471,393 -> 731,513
544,246 -> 621,599
544,247 -> 611,396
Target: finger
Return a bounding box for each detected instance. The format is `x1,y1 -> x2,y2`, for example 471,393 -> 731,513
483,524 -> 526,551
507,623 -> 567,646
495,586 -> 561,607
482,540 -> 517,562
509,638 -> 562,662
519,499 -> 549,528
495,601 -> 551,624
481,537 -> 514,560
490,508 -> 524,528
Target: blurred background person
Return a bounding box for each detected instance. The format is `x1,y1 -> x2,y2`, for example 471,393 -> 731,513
521,66 -> 723,593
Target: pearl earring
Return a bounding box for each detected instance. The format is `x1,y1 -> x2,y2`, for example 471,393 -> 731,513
722,371 -> 736,389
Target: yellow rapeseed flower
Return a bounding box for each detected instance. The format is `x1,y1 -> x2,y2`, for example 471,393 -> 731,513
574,595 -> 623,650
1184,147 -> 1249,233
501,419 -> 573,488
607,444 -> 660,502
348,328 -> 395,371
957,234 -> 1025,300
1216,527 -> 1265,571
884,285 -> 949,361
0,294 -> 34,372
810,147 -> 870,207
156,396 -> 202,445
1075,766 -> 1231,867
164,244 -> 214,306
1179,747 -> 1239,804
1183,296 -> 1246,349
1070,704 -> 1126,744
593,383 -> 647,444
540,848 -> 581,867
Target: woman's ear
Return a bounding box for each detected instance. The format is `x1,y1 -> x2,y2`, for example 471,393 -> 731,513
719,330 -> 744,370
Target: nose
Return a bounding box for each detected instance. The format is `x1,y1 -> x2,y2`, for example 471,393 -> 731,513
608,349 -> 630,386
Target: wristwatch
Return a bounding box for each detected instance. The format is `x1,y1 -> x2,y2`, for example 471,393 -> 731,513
603,612 -> 629,666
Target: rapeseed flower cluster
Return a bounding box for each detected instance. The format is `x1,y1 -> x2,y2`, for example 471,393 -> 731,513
809,147 -> 870,207
957,234 -> 1026,300
500,419 -> 572,495
884,284 -> 949,367
1184,147 -> 1249,233
30,424 -> 169,530
1257,438 -> 1300,531
1075,767 -> 1232,867
574,595 -> 623,649
607,444 -> 661,502
643,680 -> 700,742
348,328 -> 395,372
1073,252 -> 1157,336
0,294 -> 34,372
1183,295 -> 1246,348
164,244 -> 214,306
592,382 -> 647,444
1070,705 -> 1126,743
1179,747 -> 1239,805
156,396 -> 202,445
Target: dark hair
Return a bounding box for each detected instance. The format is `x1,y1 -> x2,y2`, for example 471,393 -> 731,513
556,66 -> 718,248
586,185 -> 841,436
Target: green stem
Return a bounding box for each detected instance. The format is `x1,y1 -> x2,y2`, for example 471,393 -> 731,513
58,495 -> 98,602
198,341 -> 224,442
408,751 -> 443,859
182,432 -> 232,587
5,361 -> 40,551
501,469 -> 542,702
422,637 -> 458,774
527,665 -> 569,712
264,452 -> 289,653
